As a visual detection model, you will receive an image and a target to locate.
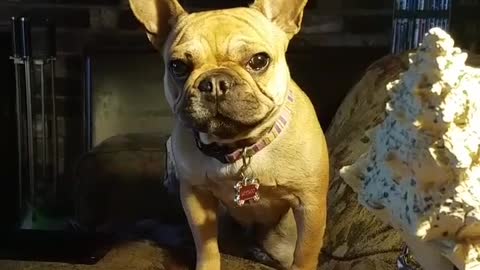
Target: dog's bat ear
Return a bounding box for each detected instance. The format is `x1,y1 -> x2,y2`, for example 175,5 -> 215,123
250,0 -> 308,39
129,0 -> 187,49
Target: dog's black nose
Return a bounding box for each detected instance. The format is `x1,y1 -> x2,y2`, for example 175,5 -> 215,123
197,73 -> 233,94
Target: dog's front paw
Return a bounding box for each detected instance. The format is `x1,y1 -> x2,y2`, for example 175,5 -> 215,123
290,263 -> 318,270
196,256 -> 221,270
196,265 -> 220,270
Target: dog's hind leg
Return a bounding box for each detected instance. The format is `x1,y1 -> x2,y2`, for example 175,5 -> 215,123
255,209 -> 297,270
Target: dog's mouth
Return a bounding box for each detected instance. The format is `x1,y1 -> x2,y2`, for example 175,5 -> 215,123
177,87 -> 274,139
179,102 -> 270,139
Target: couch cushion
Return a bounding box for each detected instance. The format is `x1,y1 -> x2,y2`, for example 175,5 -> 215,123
320,51 -> 480,270
0,240 -> 275,270
72,55 -> 412,269
319,54 -> 410,270
73,56 -> 409,267
73,133 -> 185,230
74,52 -> 480,269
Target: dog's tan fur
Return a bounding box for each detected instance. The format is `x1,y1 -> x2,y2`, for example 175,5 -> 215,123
129,1 -> 329,269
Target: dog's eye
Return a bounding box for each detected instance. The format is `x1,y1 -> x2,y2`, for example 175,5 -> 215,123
169,59 -> 190,78
247,53 -> 270,72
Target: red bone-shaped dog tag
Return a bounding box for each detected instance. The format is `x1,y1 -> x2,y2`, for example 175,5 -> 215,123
234,177 -> 260,206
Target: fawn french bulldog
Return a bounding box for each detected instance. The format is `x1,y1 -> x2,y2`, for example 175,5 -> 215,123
129,0 -> 329,269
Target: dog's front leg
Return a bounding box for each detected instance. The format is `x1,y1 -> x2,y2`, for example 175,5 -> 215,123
180,182 -> 221,270
291,194 -> 327,270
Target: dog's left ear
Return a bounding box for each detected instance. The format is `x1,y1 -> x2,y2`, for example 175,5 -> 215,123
250,0 -> 308,39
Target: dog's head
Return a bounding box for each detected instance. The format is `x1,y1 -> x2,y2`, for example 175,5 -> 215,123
130,0 -> 307,139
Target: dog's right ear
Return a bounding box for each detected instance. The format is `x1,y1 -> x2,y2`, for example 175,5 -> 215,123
129,0 -> 187,49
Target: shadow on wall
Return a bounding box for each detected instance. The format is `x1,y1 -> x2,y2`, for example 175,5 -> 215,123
288,47 -> 389,128
91,53 -> 174,146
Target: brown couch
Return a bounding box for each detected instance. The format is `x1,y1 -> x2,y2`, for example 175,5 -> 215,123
72,52 -> 480,269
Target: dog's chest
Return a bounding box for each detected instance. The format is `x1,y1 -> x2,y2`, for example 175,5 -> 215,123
206,176 -> 294,226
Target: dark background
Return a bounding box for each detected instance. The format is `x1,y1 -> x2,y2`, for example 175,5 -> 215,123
0,0 -> 479,266
1,0 -> 478,231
